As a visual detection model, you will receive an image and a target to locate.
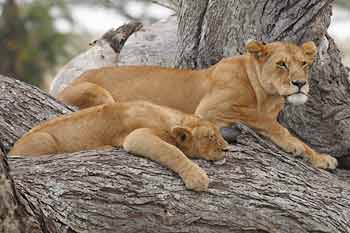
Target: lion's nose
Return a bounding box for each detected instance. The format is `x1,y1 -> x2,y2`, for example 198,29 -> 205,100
291,80 -> 306,89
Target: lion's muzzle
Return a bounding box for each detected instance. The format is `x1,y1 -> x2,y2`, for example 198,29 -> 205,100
286,93 -> 308,105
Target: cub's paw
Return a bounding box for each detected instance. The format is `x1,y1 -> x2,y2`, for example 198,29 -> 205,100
311,154 -> 338,170
180,164 -> 209,192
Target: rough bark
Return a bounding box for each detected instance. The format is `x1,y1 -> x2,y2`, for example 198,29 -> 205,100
0,145 -> 50,233
0,76 -> 71,232
10,144 -> 350,233
0,77 -> 73,153
175,0 -> 350,165
118,16 -> 177,67
1,76 -> 350,232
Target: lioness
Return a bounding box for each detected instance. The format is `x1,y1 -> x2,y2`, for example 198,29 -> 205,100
9,101 -> 227,192
57,40 -> 337,170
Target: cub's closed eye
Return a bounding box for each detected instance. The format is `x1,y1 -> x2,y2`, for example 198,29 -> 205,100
276,61 -> 288,70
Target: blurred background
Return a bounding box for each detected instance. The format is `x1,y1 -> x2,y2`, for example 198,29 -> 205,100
0,0 -> 349,90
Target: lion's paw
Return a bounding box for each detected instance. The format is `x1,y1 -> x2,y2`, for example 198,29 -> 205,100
180,164 -> 209,192
280,139 -> 305,157
311,154 -> 338,170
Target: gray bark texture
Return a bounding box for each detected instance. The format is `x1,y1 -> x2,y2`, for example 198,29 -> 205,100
0,149 -> 44,233
0,77 -> 73,152
1,76 -> 350,233
0,77 -> 71,233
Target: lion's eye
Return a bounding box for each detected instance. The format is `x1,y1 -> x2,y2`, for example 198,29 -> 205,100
276,61 -> 288,70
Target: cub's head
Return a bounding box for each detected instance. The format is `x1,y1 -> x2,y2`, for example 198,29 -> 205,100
171,121 -> 227,161
246,40 -> 317,105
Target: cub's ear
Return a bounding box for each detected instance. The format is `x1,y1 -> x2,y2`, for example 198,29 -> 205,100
301,41 -> 317,63
245,39 -> 268,60
171,126 -> 192,144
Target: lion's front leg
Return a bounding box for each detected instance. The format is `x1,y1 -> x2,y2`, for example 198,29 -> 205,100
302,144 -> 338,170
122,128 -> 209,192
264,127 -> 306,157
254,121 -> 338,170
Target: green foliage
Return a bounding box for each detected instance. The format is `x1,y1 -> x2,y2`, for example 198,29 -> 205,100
0,0 -> 76,86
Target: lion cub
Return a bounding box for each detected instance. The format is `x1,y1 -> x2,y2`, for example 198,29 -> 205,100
9,101 -> 227,192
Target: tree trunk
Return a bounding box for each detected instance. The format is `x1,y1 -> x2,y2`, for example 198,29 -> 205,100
1,76 -> 350,232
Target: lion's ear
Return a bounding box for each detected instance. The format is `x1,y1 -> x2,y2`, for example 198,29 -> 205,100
301,41 -> 317,63
245,39 -> 268,60
171,126 -> 192,144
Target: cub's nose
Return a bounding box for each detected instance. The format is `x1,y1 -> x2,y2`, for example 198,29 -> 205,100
291,80 -> 306,89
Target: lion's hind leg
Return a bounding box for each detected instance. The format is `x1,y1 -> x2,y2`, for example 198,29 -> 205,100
9,132 -> 59,156
57,81 -> 115,109
122,128 -> 209,192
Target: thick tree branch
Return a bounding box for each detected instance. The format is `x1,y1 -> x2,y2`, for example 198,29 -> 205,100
0,76 -> 73,152
6,124 -> 350,233
0,148 -> 51,233
2,73 -> 350,232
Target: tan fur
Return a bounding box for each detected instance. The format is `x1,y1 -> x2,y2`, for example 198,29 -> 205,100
9,101 -> 227,192
57,40 -> 337,170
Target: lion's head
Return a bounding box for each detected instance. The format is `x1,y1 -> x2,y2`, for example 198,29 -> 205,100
246,40 -> 317,105
171,121 -> 227,161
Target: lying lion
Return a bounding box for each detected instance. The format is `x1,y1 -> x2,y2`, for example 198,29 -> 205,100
9,101 -> 227,192
57,40 -> 337,170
